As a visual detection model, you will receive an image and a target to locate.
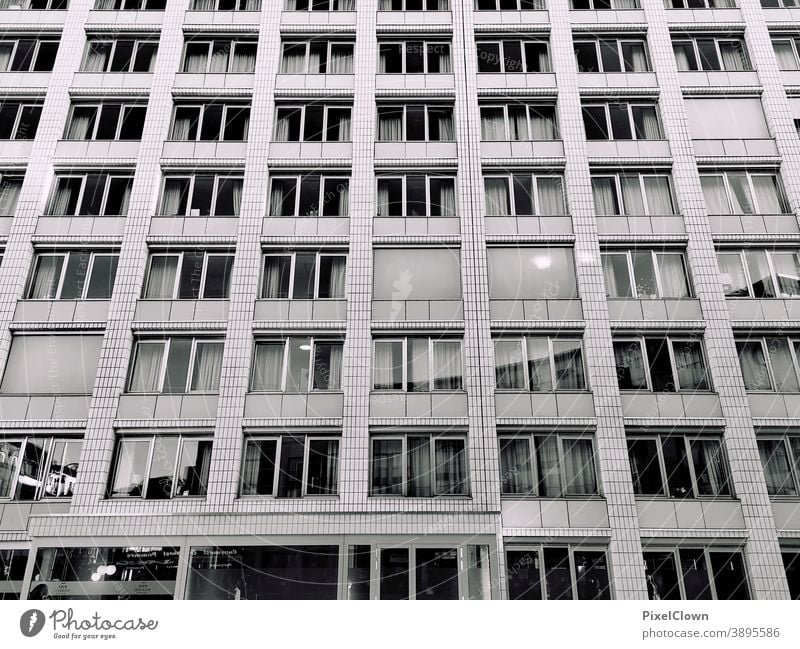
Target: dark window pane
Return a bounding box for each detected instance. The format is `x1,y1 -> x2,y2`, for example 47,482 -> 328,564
199,104 -> 223,141
306,439 -> 338,494
203,255 -> 234,299
710,552 -> 749,600
178,252 -> 205,299
292,252 -> 316,299
543,547 -> 573,600
59,251 -> 90,299
506,550 -> 542,600
380,549 -> 409,600
298,176 -> 321,216
645,338 -> 676,392
110,40 -> 134,72
661,436 -> 693,498
574,551 -> 610,600
146,436 -> 179,499
276,435 -> 304,498
627,438 -> 664,495
190,175 -> 214,216
415,549 -> 459,600
680,548 -> 712,600
119,106 -> 146,139
477,43 -> 501,72
644,552 -> 681,600
163,337 -> 192,393
303,105 -> 324,141
85,255 -> 118,299
582,106 -> 608,140
241,439 -> 277,495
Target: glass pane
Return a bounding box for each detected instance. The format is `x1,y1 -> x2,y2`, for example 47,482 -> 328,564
416,548 -> 459,600
408,436 -> 432,497
494,340 -> 525,389
175,439 -> 211,497
710,551 -> 749,599
602,253 -> 632,298
285,337 -> 311,393
292,252 -> 316,300
85,255 -> 118,300
757,439 -> 796,496
613,340 -> 648,389
499,438 -> 534,494
661,437 -> 694,498
203,255 -> 234,299
552,340 -> 585,390
109,439 -> 149,497
506,550 -> 542,600
644,551 -> 681,600
526,337 -> 553,391
146,436 -> 179,499
276,435 -> 304,498
407,338 -> 430,392
434,438 -> 467,495
306,439 -> 339,495
680,548 -> 713,600
645,338 -> 676,392
373,341 -> 403,390
736,340 -> 770,390
574,551 -> 610,600
371,438 -> 403,495
466,545 -> 491,600
627,438 -> 664,495
380,549 -> 409,600
631,252 -> 658,299
672,340 -> 709,391
347,546 -> 371,600
241,439 -> 276,496
14,438 -> 45,500
543,547 -> 573,600
163,338 -> 192,393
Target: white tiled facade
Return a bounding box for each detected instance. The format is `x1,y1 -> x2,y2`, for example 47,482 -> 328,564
0,0 -> 799,601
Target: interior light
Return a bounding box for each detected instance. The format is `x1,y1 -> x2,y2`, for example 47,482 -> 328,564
532,255 -> 552,270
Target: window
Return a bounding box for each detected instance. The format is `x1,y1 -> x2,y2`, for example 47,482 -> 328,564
628,434 -> 731,498
241,434 -> 339,497
672,36 -> 750,72
108,435 -> 211,499
602,249 -> 690,298
499,433 -> 597,496
260,251 -> 346,299
192,0 -> 260,8
644,547 -> 749,599
718,249 -> 800,298
159,174 -> 243,216
370,433 -> 468,496
0,37 -> 59,72
142,251 -> 234,299
666,0 -> 735,6
81,38 -> 158,72
700,171 -> 788,215
684,97 -> 769,142
582,102 -> 662,140
591,172 -> 675,215
783,550 -> 800,599
771,38 -> 800,70
273,104 -> 351,142
170,103 -> 250,141
487,247 -> 577,298
182,39 -> 257,73
64,103 -> 147,140
5,0 -> 68,8
574,38 -> 650,73
27,251 -> 119,300
127,337 -> 225,393
378,41 -> 451,74
0,174 -> 23,216
45,173 -> 133,216
376,105 -> 454,142
287,0 -> 355,8
93,0 -> 165,8
0,436 -> 81,500
280,40 -> 354,74
479,104 -> 558,140
758,436 -> 800,496
483,173 -> 566,215
736,337 -> 800,392
251,337 -> 343,392
613,337 -> 711,391
0,549 -> 27,601
269,175 -> 349,217
506,546 -> 611,600
476,39 -> 550,73
762,0 -> 799,6
0,101 -> 41,140
494,336 -> 585,391
376,175 -> 457,216
477,0 -> 546,8
1,334 -> 103,394
373,248 -> 462,300
373,337 -> 463,391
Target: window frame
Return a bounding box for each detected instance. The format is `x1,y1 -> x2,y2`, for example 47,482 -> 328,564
26,250 -> 119,300
478,103 -> 559,141
582,101 -> 663,141
143,250 -> 234,300
376,104 -> 455,142
735,336 -> 800,393
182,39 -> 258,74
0,37 -> 59,72
280,40 -> 355,75
700,171 -> 788,215
757,434 -> 800,496
273,103 -> 352,142
493,335 -> 587,392
0,435 -> 81,501
64,102 -> 147,141
371,336 -> 465,393
573,37 -> 651,73
375,174 -> 458,217
383,0 -> 450,9
159,173 -> 244,217
46,173 -> 134,217
81,38 -> 157,73
672,36 -> 750,72
475,38 -> 551,73
377,40 -> 452,74
268,174 -> 350,217
250,337 -> 345,393
0,101 -> 42,140
601,248 -> 691,299
259,250 -> 347,300
482,172 -> 566,216
591,172 -> 676,216
613,335 -> 712,392
170,102 -> 251,142
717,248 -> 800,299
126,337 -> 225,394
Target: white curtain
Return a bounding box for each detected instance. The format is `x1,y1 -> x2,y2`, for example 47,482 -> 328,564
210,43 -> 229,73
700,176 -> 729,214
717,252 -> 748,297
484,178 -> 510,216
538,177 -> 566,215
231,47 -> 256,73
408,436 -> 432,497
329,45 -> 353,74
633,107 -> 662,140
327,257 -> 347,298
656,253 -> 689,298
530,107 -> 557,140
116,179 -> 132,216
269,181 -> 288,216
563,438 -> 597,495
160,180 -> 185,216
0,179 -> 21,216
720,42 -> 748,71
758,439 -> 796,496
128,343 -> 165,392
727,174 -> 754,214
82,43 -> 109,72
281,45 -> 305,73
508,106 -> 529,141
620,176 -> 645,215
336,110 -> 351,141
437,46 -> 452,73
767,338 -> 800,392
439,180 -> 456,217
336,181 -> 349,217
171,109 -> 196,140
325,344 -> 343,390
602,254 -> 630,298
773,40 -> 799,70
183,48 -> 208,73
672,43 -> 693,71
46,181 -> 77,216
338,0 -> 355,8
191,342 -> 224,391
623,42 -> 649,72
376,181 -> 391,217
480,108 -> 505,141
252,343 -> 284,391
592,177 -> 618,215
261,256 -> 289,298
435,109 -> 454,141
643,176 -> 674,215
192,0 -> 214,8
752,175 -> 783,214
500,439 -> 533,493
29,256 -> 62,299
434,439 -> 465,495
373,342 -> 398,390
432,341 -> 462,390
231,179 -> 243,217
494,340 -> 524,389
144,256 -> 178,299
378,110 -> 403,141
536,436 -> 561,497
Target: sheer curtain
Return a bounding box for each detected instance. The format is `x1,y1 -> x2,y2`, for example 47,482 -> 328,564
192,0 -> 214,8
773,41 -> 799,70
339,0 -> 355,8
536,436 -> 561,497
672,43 -> 693,71
530,107 -> 557,140
758,440 -> 796,496
210,43 -> 229,73
592,177 -> 618,215
274,112 -> 291,141
29,256 -> 62,299
752,176 -> 784,213
191,342 -> 224,391
336,110 -> 351,140
373,342 -> 396,390
480,108 -> 505,141
261,256 -> 289,298
720,42 -> 748,71
116,180 -> 132,216
128,343 -> 164,392
160,181 -> 185,216
615,0 -> 639,7
281,45 -> 306,73
552,341 -> 584,390
326,345 -> 343,390
508,107 -> 529,141
432,341 -> 462,390
437,47 -> 452,73
538,177 -> 566,215
438,180 -> 456,217
171,109 -> 195,140
767,338 -> 800,392
623,43 -> 649,72
377,110 -> 403,141
46,181 -> 77,216
82,43 -> 110,72
737,341 -> 770,390
727,174 -> 754,214
657,254 -> 689,298
700,176 -> 730,214
484,178 -> 510,216
269,181 -> 287,216
327,257 -> 346,298
434,439 -> 465,495
494,340 -> 524,389
0,179 -> 21,216
620,176 -> 645,215
329,45 -> 353,74
643,176 -> 674,215
183,47 -> 208,73
144,256 -> 178,299
717,253 -> 748,296
673,341 -> 708,390
231,179 -> 243,217
500,439 -> 533,493
634,107 -> 662,140
252,343 -> 284,391
408,437 -> 432,497
602,254 -> 628,298
563,438 -> 597,495
336,181 -> 349,217
436,110 -> 454,140
231,46 -> 256,73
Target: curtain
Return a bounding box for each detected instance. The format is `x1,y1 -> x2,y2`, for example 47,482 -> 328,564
407,338 -> 430,392
116,179 -> 132,216
672,43 -> 693,71
717,252 -> 748,297
438,47 -> 452,73
326,344 -> 343,390
210,43 -> 229,73
373,342 -> 397,390
758,440 -> 796,496
337,181 -> 349,217
700,176 -> 730,214
281,46 -> 305,74
183,48 -> 208,73
274,112 -> 291,141
535,436 -> 561,497
672,341 -> 708,390
93,0 -> 115,6
746,249 -> 775,298
634,107 -> 661,140
434,439 -> 465,495
128,343 -> 164,392
432,341 -> 462,390
192,0 -> 214,8
720,42 -> 748,71
327,257 -> 346,298
643,176 -> 674,215
436,109 -> 454,141
771,251 -> 800,297
692,439 -> 729,496
509,107 -> 528,141
494,340 -> 525,389
372,439 -> 402,495
379,0 -> 392,7
484,178 -> 510,216
231,47 -> 256,73
82,43 -> 109,72
46,181 -> 76,216
737,341 -> 770,390
269,181 -> 287,216
252,343 -> 284,391
620,176 -> 644,215
615,0 -> 639,7
376,181 -> 390,217
191,342 -> 224,391
530,107 -> 557,140
144,256 -> 178,299
378,111 -> 403,141
408,436 -> 432,497
329,46 -> 353,74
29,256 -> 62,299
160,180 -> 185,216
171,110 -> 195,140
773,41 -> 799,70
563,438 -> 597,495
536,46 -> 550,72
0,179 -> 21,216
602,254 -> 628,298
439,180 -> 456,217
66,110 -> 94,141
538,177 -> 565,215
339,0 -> 355,8
527,337 -> 553,391
261,256 -> 289,298
752,175 -> 784,214
727,174 -> 754,214
499,438 -> 533,493
480,108 -> 505,141
308,46 -> 322,74
592,177 -> 618,215
767,338 -> 800,392
657,254 -> 689,298
336,110 -> 351,141
623,43 -> 649,72
552,341 -> 585,390
231,179 -> 242,217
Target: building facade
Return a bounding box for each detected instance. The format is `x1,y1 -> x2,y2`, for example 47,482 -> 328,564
0,0 -> 799,600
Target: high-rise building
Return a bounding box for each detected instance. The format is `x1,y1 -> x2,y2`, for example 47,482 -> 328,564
0,0 -> 799,601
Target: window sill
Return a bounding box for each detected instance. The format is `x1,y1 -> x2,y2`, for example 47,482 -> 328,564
634,495 -> 738,502
501,494 -> 605,501
368,494 -> 471,500
237,494 -> 339,501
